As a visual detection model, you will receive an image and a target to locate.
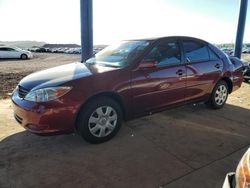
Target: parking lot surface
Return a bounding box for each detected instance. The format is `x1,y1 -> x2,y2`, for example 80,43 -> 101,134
0,53 -> 80,98
0,82 -> 250,188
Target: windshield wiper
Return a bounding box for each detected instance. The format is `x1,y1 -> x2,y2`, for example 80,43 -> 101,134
95,62 -> 122,68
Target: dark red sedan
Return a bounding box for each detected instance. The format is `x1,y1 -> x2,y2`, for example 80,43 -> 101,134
12,36 -> 243,143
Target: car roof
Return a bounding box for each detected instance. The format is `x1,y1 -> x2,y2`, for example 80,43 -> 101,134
0,46 -> 15,48
127,36 -> 209,44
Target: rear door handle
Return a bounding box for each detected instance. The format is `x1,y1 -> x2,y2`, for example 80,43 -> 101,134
176,69 -> 183,76
215,64 -> 221,69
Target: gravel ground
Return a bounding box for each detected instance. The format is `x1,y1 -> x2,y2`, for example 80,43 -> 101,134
0,53 -> 80,98
242,54 -> 250,62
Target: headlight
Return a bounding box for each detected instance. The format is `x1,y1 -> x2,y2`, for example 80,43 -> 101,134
235,148 -> 250,188
24,86 -> 72,102
12,86 -> 18,96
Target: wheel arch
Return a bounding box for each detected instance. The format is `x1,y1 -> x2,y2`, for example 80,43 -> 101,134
20,53 -> 28,59
75,91 -> 127,130
220,77 -> 233,94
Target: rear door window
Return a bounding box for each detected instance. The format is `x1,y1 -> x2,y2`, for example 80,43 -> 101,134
6,48 -> 15,51
183,40 -> 210,63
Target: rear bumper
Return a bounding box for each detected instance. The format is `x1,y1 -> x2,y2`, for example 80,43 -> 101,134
27,53 -> 33,59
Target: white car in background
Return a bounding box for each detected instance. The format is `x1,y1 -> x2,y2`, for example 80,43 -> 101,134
0,46 -> 33,59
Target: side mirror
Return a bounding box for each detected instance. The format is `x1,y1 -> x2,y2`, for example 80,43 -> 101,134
138,60 -> 158,69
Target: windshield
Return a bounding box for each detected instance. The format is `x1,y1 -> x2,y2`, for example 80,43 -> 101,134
86,40 -> 150,67
12,47 -> 22,51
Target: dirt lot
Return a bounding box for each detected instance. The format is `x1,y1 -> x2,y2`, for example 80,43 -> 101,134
0,53 -> 250,188
0,53 -> 80,98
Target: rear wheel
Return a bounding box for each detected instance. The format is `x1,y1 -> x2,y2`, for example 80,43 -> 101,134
76,97 -> 123,144
206,80 -> 229,109
20,54 -> 28,60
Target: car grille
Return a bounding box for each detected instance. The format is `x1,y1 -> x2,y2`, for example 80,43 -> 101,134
14,113 -> 23,124
18,85 -> 29,98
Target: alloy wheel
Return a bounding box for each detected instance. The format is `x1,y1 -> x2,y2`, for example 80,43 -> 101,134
215,85 -> 228,105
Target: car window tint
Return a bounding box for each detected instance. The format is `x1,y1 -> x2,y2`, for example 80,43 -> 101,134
145,41 -> 181,66
208,48 -> 219,60
183,41 -> 209,62
7,48 -> 15,51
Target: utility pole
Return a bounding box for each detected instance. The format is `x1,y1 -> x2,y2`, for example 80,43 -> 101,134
234,0 -> 248,59
80,0 -> 93,62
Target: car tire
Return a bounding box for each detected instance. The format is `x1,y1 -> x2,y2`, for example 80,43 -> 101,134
76,97 -> 123,144
20,54 -> 28,60
206,80 -> 229,109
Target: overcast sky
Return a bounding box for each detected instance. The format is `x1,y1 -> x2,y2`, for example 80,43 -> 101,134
0,0 -> 249,45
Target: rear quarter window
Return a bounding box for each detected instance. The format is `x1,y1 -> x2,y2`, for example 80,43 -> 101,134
208,47 -> 220,61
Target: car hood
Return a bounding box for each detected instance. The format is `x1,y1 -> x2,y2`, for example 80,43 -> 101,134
19,62 -> 94,91
19,62 -> 121,91
22,50 -> 31,53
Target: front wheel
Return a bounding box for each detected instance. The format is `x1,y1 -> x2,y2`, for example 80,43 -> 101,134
76,97 -> 123,144
206,80 -> 229,109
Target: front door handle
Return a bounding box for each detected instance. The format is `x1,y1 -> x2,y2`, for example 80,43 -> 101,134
176,69 -> 183,76
215,64 -> 221,69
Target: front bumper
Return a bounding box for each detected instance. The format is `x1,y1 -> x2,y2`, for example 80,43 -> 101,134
12,91 -> 77,134
27,53 -> 33,59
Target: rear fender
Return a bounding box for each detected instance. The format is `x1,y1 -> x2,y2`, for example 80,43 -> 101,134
228,57 -> 244,91
229,57 -> 244,79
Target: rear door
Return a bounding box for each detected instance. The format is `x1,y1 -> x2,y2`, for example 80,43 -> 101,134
131,39 -> 187,115
182,40 -> 223,101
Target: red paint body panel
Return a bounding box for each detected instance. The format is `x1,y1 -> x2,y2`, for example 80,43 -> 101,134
131,64 -> 186,114
185,60 -> 224,101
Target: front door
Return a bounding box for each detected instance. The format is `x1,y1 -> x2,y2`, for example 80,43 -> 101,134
131,39 -> 186,115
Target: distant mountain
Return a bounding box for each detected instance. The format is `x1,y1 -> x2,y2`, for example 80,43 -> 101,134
0,41 -> 46,48
217,43 -> 250,48
94,45 -> 108,49
42,44 -> 107,49
0,40 -> 107,49
43,44 -> 80,48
